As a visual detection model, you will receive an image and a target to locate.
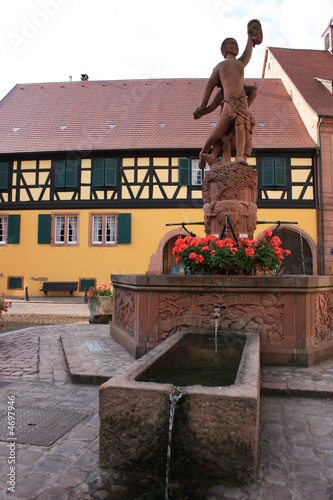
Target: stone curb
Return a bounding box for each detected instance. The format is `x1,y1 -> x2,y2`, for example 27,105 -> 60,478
261,383 -> 333,398
60,334 -> 111,385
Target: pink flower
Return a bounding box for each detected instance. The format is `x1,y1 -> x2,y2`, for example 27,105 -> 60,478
207,234 -> 217,243
216,240 -> 224,248
224,238 -> 234,248
195,254 -> 204,264
270,236 -> 282,247
245,247 -> 255,257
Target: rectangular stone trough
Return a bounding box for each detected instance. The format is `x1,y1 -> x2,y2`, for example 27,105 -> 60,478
99,329 -> 260,485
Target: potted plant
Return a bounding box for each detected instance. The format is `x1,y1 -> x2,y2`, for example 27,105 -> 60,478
87,281 -> 113,324
0,293 -> 11,328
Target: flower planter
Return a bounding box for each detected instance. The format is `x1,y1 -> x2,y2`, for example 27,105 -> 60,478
88,296 -> 113,324
253,265 -> 271,276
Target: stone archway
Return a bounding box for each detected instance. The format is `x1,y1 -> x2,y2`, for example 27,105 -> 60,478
256,224 -> 317,275
147,228 -> 188,275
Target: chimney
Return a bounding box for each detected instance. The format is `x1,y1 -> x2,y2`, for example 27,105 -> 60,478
81,74 -> 89,81
322,18 -> 333,54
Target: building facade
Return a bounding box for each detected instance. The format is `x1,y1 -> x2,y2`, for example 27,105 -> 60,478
263,19 -> 333,274
0,75 -> 318,296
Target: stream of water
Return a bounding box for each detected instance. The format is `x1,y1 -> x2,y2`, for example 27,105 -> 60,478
165,386 -> 183,500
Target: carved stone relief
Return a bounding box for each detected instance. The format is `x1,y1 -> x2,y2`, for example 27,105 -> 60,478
202,163 -> 258,238
114,289 -> 135,337
157,291 -> 285,346
315,293 -> 330,344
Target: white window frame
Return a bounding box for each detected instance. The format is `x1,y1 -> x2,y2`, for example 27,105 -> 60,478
52,213 -> 80,246
191,159 -> 210,186
89,213 -> 117,247
0,215 -> 8,244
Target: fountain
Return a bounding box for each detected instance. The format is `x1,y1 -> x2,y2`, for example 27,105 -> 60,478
100,18 -> 333,494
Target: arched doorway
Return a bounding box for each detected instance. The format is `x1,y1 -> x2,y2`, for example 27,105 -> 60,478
268,228 -> 314,275
163,236 -> 179,274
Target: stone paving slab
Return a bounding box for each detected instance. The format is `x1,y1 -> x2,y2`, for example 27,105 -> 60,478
60,326 -> 134,384
1,299 -> 333,497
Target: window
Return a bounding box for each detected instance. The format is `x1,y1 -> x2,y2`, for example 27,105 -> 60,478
92,214 -> 116,245
261,158 -> 287,187
89,213 -> 131,246
92,158 -> 117,187
0,215 -> 7,244
191,159 -> 210,186
178,158 -> 210,186
8,276 -> 23,289
0,214 -> 20,244
0,162 -> 9,190
53,159 -> 79,189
51,214 -> 79,246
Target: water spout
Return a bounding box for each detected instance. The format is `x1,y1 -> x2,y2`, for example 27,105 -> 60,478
213,306 -> 221,354
165,386 -> 183,500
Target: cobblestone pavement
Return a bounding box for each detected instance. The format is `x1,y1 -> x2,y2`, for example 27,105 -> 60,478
0,299 -> 333,498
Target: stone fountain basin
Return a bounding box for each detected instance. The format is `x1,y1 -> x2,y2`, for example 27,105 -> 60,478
99,329 -> 260,484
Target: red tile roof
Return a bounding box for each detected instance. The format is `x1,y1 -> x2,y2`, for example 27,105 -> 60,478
267,47 -> 333,116
0,77 -> 315,154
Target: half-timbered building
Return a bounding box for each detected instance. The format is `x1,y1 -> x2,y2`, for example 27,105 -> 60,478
0,74 -> 319,296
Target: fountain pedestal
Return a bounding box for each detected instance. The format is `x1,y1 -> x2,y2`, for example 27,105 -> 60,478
110,274 -> 333,366
202,162 -> 258,239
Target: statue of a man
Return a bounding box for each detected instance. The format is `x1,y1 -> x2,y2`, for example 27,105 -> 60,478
194,20 -> 263,170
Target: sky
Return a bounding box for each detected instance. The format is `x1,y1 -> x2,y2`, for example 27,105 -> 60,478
0,0 -> 332,101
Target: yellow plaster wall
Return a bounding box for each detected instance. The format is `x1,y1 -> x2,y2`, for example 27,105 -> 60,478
1,206 -> 317,297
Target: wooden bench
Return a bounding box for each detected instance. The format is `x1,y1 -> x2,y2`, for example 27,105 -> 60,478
40,281 -> 78,297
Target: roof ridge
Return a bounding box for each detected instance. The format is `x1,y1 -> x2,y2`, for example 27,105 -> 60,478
268,46 -> 328,54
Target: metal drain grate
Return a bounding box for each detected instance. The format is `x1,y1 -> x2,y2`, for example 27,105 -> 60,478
0,408 -> 87,446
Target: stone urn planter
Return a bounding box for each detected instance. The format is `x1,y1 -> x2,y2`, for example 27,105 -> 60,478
88,296 -> 113,324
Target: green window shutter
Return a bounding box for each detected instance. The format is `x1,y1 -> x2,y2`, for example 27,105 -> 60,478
0,162 -> 9,189
93,159 -> 105,187
8,215 -> 20,244
118,213 -> 131,244
178,158 -> 190,186
38,214 -> 51,244
105,159 -> 117,187
54,160 -> 65,188
275,158 -> 287,186
66,160 -> 78,188
262,158 -> 274,187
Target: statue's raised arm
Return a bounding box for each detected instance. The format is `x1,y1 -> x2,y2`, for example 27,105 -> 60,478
195,19 -> 263,170
239,19 -> 263,68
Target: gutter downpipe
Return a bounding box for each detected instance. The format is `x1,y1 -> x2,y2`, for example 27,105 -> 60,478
317,117 -> 324,274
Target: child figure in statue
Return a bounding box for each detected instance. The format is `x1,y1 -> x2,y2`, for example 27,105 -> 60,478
194,19 -> 263,170
194,83 -> 257,165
